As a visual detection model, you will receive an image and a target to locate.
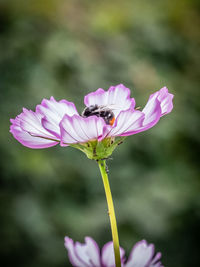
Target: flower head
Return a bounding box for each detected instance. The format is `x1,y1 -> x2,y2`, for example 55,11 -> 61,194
64,236 -> 163,267
10,84 -> 173,159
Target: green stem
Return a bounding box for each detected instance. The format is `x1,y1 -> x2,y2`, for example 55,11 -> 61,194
98,160 -> 121,267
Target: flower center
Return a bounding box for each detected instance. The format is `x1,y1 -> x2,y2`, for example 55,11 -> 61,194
82,105 -> 115,126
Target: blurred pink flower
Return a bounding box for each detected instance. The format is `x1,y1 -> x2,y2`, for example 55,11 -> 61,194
64,236 -> 163,267
10,84 -> 173,149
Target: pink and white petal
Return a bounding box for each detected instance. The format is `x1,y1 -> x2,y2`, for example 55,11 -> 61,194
84,88 -> 106,107
60,114 -> 110,145
84,237 -> 101,267
41,117 -> 60,138
64,237 -> 87,267
101,242 -> 125,267
10,118 -> 58,149
84,84 -> 135,116
139,97 -> 162,132
107,87 -> 173,137
74,242 -> 93,267
149,252 -> 162,267
36,97 -> 79,137
107,109 -> 145,137
65,237 -> 101,267
19,108 -> 56,139
125,240 -> 154,267
106,84 -> 135,112
149,87 -> 174,116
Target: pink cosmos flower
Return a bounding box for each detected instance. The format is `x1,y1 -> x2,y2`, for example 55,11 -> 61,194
10,84 -> 173,149
64,236 -> 163,267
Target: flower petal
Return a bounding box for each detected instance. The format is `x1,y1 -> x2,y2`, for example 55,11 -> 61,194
101,241 -> 125,267
36,97 -> 79,138
125,240 -> 155,267
74,242 -> 93,267
149,252 -> 163,267
10,110 -> 59,149
60,114 -> 110,145
76,239 -> 101,267
141,97 -> 162,131
64,237 -> 101,267
107,109 -> 145,137
84,84 -> 135,116
84,237 -> 101,266
104,87 -> 174,138
120,87 -> 173,135
64,237 -> 87,267
19,109 -> 54,138
149,87 -> 174,116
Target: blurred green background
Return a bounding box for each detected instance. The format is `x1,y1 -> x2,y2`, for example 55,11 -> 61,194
0,0 -> 200,266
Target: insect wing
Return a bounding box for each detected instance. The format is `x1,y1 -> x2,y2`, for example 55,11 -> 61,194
98,104 -> 120,111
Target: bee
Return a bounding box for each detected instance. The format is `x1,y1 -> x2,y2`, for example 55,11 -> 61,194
82,104 -> 115,126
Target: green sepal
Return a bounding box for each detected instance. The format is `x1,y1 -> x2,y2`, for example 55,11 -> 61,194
70,137 -> 126,160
